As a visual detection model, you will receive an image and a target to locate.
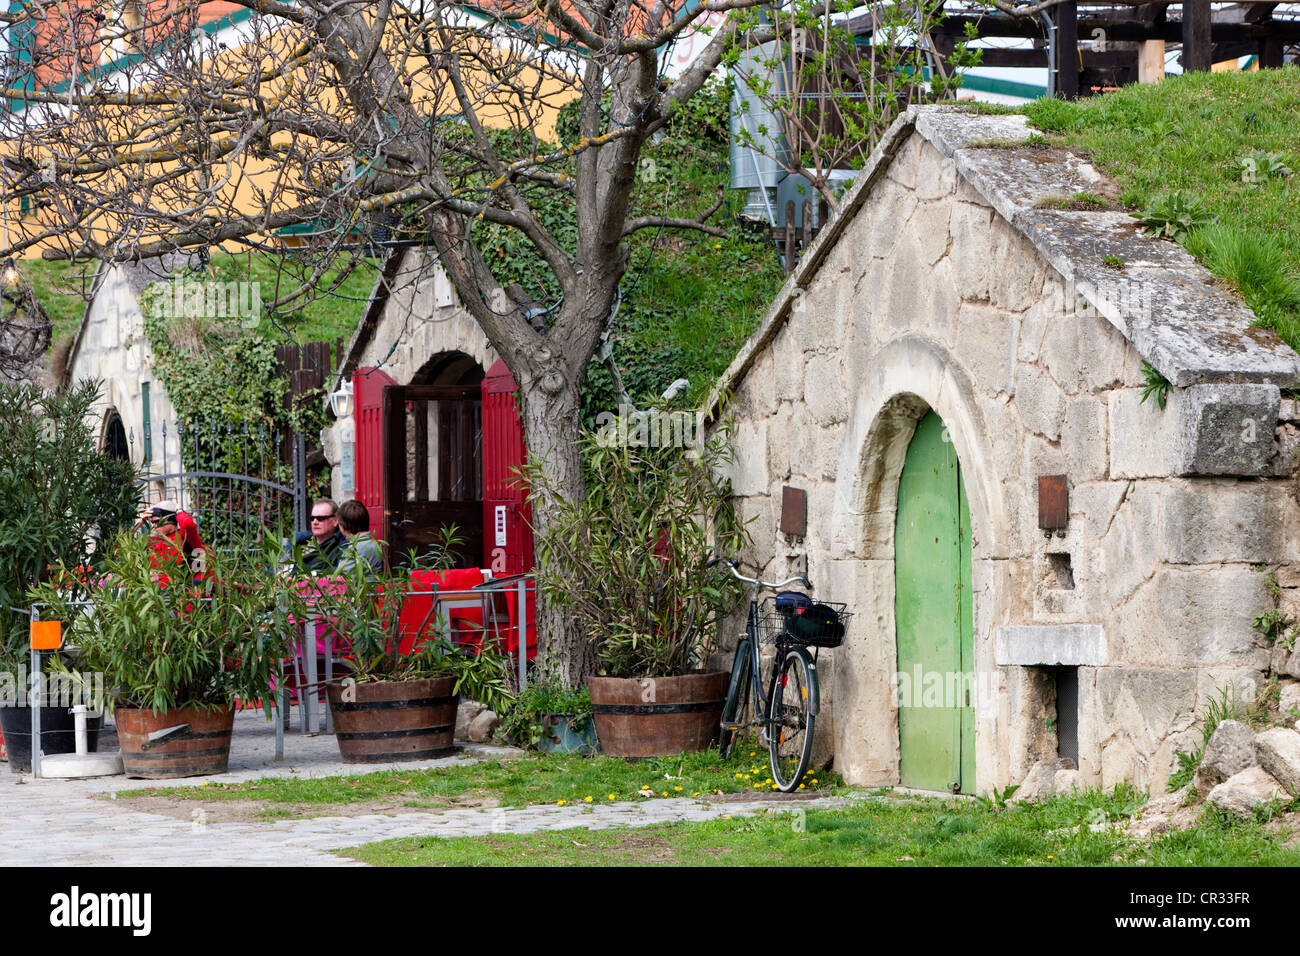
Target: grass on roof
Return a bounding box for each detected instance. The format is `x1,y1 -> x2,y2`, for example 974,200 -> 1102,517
1023,67 -> 1300,351
16,250 -> 381,356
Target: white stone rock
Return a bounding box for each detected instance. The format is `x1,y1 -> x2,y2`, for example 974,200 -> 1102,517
1279,679 -> 1300,716
1010,757 -> 1076,803
1206,766 -> 1286,817
455,700 -> 487,740
1193,719 -> 1258,791
467,709 -> 501,743
1253,726 -> 1300,793
1053,768 -> 1081,794
989,230 -> 1044,315
954,303 -> 1017,396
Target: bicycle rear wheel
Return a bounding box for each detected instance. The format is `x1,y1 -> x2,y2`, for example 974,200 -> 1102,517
768,647 -> 815,792
719,639 -> 751,759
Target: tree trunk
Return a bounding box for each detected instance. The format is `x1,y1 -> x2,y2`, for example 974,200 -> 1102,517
518,366 -> 596,690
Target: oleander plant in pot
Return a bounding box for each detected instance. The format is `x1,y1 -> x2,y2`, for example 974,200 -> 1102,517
292,552 -> 513,764
533,427 -> 749,757
31,531 -> 292,779
0,381 -> 139,773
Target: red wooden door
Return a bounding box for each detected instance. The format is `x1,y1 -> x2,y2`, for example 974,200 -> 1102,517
481,359 -> 533,575
353,367 -> 397,540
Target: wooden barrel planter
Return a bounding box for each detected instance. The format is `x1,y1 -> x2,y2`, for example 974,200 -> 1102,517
116,705 -> 235,779
588,671 -> 727,758
326,677 -> 459,763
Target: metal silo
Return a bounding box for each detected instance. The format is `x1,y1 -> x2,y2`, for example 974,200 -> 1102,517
729,39 -> 791,223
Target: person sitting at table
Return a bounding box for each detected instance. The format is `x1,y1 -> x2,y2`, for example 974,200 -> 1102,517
335,499 -> 385,579
281,499 -> 347,574
142,501 -> 207,583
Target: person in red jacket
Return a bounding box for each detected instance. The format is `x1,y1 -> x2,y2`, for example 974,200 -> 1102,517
142,501 -> 207,584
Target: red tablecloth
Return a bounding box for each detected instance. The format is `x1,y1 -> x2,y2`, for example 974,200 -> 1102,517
398,568 -> 486,654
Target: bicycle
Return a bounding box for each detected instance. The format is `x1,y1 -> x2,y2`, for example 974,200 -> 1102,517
710,558 -> 851,792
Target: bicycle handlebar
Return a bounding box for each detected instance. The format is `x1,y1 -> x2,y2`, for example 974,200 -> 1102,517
709,556 -> 811,593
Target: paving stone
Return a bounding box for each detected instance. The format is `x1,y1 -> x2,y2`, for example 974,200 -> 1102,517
0,711 -> 851,866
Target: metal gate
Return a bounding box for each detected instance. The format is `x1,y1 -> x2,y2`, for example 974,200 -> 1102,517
137,418 -> 306,550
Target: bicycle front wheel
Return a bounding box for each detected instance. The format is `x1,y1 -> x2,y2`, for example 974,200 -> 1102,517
768,647 -> 816,792
719,639 -> 751,759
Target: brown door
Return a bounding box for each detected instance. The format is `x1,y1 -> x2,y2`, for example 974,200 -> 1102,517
383,385 -> 483,568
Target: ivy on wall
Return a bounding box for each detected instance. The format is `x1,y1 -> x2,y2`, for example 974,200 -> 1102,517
137,263 -> 327,464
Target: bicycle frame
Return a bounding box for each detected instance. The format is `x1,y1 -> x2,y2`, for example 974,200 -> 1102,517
723,560 -> 813,741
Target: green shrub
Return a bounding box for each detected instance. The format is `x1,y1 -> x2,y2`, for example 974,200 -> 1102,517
0,380 -> 139,673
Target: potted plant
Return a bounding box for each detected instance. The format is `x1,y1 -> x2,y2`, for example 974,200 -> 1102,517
32,531 -> 291,778
296,551 -> 513,764
0,381 -> 138,773
501,682 -> 598,754
533,427 -> 749,757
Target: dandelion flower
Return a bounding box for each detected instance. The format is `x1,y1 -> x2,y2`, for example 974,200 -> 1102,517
584,795 -> 593,803
608,793 -> 616,800
556,799 -> 567,806
674,786 -> 682,792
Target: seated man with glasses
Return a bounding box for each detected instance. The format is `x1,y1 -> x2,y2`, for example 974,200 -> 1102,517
281,499 -> 348,574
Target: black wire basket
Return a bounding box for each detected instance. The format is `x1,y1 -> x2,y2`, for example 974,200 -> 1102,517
756,597 -> 852,648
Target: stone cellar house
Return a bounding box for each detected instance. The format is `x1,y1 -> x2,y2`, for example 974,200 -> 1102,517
706,105 -> 1300,797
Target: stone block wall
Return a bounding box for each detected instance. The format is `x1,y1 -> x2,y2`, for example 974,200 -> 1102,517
715,130 -> 1296,794
66,265 -> 179,473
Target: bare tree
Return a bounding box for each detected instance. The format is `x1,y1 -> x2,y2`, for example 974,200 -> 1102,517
0,0 -> 790,685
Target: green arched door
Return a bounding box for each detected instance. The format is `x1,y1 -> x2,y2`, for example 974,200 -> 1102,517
894,411 -> 975,793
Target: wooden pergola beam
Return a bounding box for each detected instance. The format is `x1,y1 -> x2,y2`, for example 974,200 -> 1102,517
1182,0 -> 1214,70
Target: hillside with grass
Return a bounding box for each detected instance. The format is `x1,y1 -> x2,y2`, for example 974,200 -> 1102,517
1023,67 -> 1300,354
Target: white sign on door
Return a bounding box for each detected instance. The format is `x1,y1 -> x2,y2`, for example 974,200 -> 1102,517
495,505 -> 507,547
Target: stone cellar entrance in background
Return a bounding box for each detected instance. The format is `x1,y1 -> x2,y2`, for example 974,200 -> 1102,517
894,410 -> 975,794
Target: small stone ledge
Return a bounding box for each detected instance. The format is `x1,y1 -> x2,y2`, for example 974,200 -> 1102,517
995,624 -> 1107,666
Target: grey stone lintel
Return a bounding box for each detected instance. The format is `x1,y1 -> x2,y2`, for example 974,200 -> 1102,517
995,624 -> 1107,667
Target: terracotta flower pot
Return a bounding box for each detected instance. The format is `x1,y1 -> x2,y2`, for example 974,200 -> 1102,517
326,677 -> 459,763
116,704 -> 235,779
587,671 -> 727,757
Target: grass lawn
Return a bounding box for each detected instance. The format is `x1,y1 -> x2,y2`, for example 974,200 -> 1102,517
1022,68 -> 1300,350
117,744 -> 842,819
338,787 -> 1300,867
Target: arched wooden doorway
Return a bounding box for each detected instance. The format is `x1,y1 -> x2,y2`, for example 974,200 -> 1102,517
102,410 -> 129,461
894,410 -> 975,794
353,354 -> 532,573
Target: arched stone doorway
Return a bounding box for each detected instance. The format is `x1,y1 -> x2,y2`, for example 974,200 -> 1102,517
102,410 -> 129,462
894,410 -> 975,794
830,335 -> 1012,793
